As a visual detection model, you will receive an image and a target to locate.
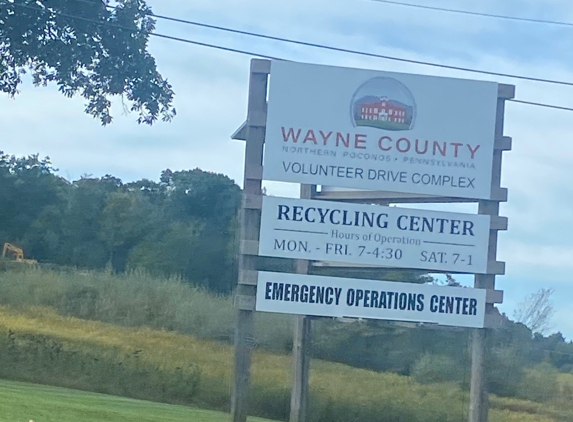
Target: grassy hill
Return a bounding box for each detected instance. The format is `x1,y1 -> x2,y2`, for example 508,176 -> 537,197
0,379 -> 271,422
0,305 -> 565,422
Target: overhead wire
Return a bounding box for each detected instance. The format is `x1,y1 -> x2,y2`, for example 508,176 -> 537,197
152,18 -> 573,87
115,9 -> 573,88
1,1 -> 573,112
147,33 -> 282,61
365,0 -> 573,28
20,0 -> 573,88
508,100 -> 573,112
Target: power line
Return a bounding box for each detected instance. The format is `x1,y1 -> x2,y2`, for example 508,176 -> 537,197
29,0 -> 573,88
151,34 -> 281,61
2,1 -> 573,113
366,0 -> 573,28
143,14 -> 573,88
508,99 -> 573,112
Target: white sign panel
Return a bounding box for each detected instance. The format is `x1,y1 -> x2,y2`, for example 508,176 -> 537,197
256,272 -> 487,328
259,196 -> 490,274
263,60 -> 498,199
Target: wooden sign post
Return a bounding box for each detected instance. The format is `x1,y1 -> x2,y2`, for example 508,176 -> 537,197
232,58 -> 514,422
231,59 -> 269,422
290,184 -> 313,422
469,85 -> 514,422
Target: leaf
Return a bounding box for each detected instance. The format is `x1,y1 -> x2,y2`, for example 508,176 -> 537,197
0,0 -> 175,125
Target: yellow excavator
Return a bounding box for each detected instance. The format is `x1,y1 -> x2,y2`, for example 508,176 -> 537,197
1,243 -> 38,266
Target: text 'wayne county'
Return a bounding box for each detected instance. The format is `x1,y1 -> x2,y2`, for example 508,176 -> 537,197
280,127 -> 481,160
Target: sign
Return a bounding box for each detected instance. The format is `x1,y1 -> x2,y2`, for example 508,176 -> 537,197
259,196 -> 490,273
263,60 -> 498,199
256,271 -> 487,328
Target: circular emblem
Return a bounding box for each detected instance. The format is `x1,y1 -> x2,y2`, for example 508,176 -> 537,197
350,77 -> 416,131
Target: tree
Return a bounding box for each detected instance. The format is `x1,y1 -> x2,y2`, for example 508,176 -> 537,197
487,346 -> 526,397
1,0 -> 175,125
99,190 -> 158,271
25,174 -> 123,267
0,152 -> 66,252
162,168 -> 241,230
127,220 -> 204,280
514,288 -> 555,335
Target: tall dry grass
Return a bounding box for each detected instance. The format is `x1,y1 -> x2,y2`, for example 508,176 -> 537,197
0,306 -> 564,422
0,267 -> 292,350
1,268 -> 571,421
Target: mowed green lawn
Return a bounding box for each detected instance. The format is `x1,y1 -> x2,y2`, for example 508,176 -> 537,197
0,379 -> 273,422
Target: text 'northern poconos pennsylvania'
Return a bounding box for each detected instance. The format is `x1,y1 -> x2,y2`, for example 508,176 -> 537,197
255,272 -> 487,328
258,196 -> 490,274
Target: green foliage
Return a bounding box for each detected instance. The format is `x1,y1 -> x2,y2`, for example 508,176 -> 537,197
4,266 -> 573,412
411,353 -> 462,384
491,394 -> 573,422
0,330 -> 201,405
0,152 -> 242,293
517,362 -> 560,403
126,221 -> 205,280
100,190 -> 160,271
0,0 -> 175,125
161,168 -> 241,228
2,148 -> 573,410
0,306 -> 564,422
0,379 -> 271,422
532,333 -> 573,371
0,268 -> 294,351
0,152 -> 66,248
312,318 -> 410,372
25,174 -> 122,268
487,347 -> 526,397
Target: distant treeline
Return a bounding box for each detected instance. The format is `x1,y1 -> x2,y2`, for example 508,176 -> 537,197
0,151 -> 241,293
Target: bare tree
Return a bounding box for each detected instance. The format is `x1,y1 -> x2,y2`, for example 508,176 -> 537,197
513,288 -> 555,334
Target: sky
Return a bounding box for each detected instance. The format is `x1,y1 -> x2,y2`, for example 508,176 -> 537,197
1,0 -> 572,338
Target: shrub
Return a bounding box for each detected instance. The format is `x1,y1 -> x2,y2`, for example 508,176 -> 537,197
0,267 -> 293,351
517,362 -> 559,403
411,353 -> 462,384
487,347 -> 526,397
0,329 -> 201,405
